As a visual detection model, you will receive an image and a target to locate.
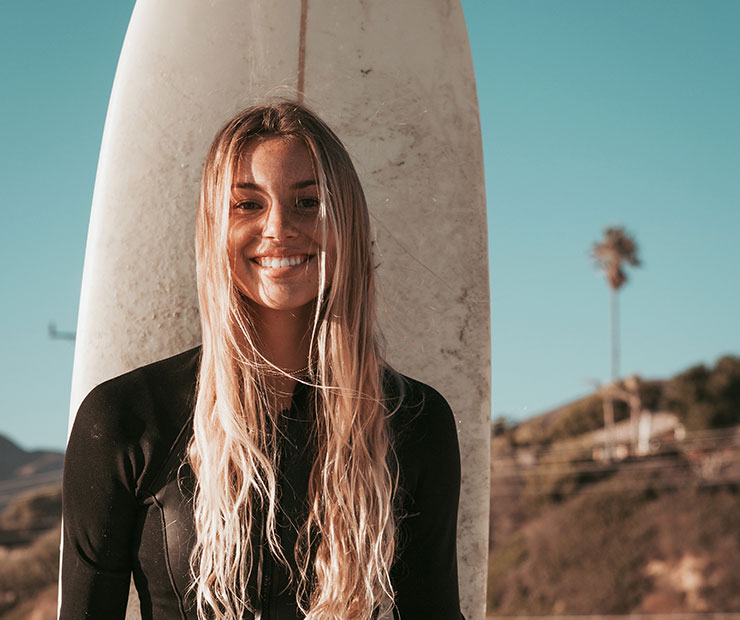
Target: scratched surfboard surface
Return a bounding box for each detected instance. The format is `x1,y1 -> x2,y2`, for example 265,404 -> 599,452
68,1 -> 490,618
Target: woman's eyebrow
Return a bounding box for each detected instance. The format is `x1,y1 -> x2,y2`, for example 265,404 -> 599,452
231,180 -> 316,190
232,181 -> 260,190
292,179 -> 317,189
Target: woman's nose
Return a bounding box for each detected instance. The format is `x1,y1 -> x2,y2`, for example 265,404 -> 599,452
262,202 -> 297,239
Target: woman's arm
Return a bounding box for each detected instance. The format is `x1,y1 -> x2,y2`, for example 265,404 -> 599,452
391,380 -> 465,620
60,381 -> 141,620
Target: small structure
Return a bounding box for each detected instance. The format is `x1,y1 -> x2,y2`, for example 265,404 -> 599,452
589,411 -> 685,461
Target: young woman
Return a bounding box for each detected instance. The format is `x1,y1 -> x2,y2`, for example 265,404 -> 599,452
61,103 -> 464,620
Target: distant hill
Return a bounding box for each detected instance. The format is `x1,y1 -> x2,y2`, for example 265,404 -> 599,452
508,380 -> 664,447
0,435 -> 63,513
0,435 -> 63,481
502,355 -> 740,447
0,436 -> 28,478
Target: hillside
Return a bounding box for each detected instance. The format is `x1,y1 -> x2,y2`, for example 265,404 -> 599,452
488,355 -> 740,615
489,440 -> 740,614
0,435 -> 64,481
0,481 -> 62,619
0,435 -> 63,620
0,435 -> 63,514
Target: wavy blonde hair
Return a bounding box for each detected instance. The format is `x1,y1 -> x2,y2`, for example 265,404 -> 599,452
190,102 -> 398,620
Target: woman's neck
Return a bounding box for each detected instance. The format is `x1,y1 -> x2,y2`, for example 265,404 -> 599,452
244,305 -> 314,411
251,305 -> 313,371
248,303 -> 314,410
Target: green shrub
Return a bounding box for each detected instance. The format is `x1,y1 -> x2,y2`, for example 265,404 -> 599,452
661,356 -> 740,430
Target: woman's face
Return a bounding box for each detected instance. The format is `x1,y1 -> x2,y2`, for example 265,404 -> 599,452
227,136 -> 333,312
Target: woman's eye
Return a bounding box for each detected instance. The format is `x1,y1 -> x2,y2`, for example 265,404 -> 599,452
296,197 -> 320,210
233,200 -> 262,211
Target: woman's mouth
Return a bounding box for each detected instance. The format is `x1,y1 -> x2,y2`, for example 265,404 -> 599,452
253,255 -> 311,268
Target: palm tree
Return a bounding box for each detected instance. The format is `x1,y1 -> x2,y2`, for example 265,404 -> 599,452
591,226 -> 641,459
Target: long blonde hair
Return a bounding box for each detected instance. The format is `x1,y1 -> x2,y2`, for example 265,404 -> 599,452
190,102 -> 397,619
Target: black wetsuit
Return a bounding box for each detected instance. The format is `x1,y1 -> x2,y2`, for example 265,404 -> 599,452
61,347 -> 463,620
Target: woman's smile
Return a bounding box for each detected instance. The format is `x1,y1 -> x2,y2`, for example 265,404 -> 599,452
252,253 -> 313,270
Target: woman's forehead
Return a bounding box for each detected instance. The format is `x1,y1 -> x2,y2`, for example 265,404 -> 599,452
232,136 -> 317,187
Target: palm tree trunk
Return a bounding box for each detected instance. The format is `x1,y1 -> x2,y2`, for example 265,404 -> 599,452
603,395 -> 615,461
611,287 -> 619,381
603,288 -> 618,461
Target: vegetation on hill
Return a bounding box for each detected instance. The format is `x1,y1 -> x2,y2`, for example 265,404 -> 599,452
0,525 -> 60,619
510,394 -> 629,447
506,355 -> 740,447
661,355 -> 740,431
0,485 -> 61,542
488,463 -> 740,615
0,484 -> 61,619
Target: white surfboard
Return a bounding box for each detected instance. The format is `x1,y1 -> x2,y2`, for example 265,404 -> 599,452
68,1 -> 490,618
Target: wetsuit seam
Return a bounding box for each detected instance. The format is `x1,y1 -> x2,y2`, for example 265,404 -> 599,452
152,494 -> 189,620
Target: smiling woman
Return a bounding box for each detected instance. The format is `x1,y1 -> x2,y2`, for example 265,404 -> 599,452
60,103 -> 466,620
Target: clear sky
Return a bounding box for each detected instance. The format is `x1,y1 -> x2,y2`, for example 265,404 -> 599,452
1,1 -> 738,450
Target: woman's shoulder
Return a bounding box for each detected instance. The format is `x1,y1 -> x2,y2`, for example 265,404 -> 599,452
67,347 -> 201,490
383,369 -> 459,449
86,345 -> 201,396
74,346 -> 201,431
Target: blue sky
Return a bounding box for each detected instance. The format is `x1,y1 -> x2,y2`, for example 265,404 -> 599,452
1,1 -> 738,450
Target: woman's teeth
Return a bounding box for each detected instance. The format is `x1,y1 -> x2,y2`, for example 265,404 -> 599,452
256,255 -> 309,268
